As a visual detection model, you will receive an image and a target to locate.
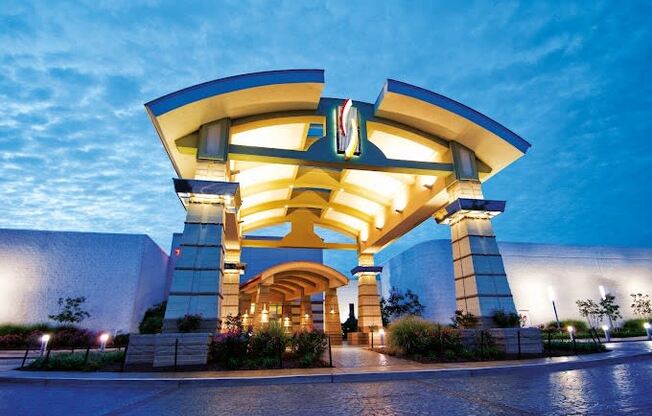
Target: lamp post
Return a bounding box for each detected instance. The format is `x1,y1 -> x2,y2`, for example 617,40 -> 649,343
548,286 -> 561,332
40,334 -> 51,356
99,333 -> 110,352
601,325 -> 611,342
567,326 -> 576,352
644,322 -> 651,341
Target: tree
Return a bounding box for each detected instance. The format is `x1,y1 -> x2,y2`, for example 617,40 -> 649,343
576,299 -> 603,329
48,296 -> 91,325
450,310 -> 478,329
380,287 -> 425,326
630,293 -> 652,320
139,301 -> 166,334
599,294 -> 622,326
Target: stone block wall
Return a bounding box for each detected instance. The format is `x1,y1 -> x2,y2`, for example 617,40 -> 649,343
125,333 -> 211,367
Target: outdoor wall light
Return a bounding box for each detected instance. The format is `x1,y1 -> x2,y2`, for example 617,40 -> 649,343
40,334 -> 50,355
567,325 -> 575,342
99,333 -> 110,352
601,325 -> 611,342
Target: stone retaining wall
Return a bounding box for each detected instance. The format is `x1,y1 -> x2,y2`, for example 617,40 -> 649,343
125,333 -> 211,367
460,327 -> 543,354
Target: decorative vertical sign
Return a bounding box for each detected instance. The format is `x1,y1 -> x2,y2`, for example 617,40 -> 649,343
337,99 -> 360,159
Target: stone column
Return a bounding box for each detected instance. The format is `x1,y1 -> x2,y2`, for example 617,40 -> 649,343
324,288 -> 342,345
356,254 -> 383,332
163,201 -> 224,333
252,284 -> 270,329
440,180 -> 517,328
300,296 -> 313,330
220,249 -> 241,329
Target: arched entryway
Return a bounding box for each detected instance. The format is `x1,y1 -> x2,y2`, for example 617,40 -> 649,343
239,261 -> 348,344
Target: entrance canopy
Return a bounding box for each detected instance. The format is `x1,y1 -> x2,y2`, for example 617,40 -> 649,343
240,261 -> 348,302
146,69 -> 530,254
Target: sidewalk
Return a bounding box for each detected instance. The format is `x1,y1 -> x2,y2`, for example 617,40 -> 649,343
1,341 -> 650,387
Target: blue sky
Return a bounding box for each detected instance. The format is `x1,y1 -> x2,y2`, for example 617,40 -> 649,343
1,0 -> 651,276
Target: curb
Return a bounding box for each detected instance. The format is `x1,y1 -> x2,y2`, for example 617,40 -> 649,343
1,353 -> 650,388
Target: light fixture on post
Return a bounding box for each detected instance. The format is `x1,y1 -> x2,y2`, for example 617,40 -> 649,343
601,325 -> 611,342
567,325 -> 575,342
40,334 -> 51,356
548,286 -> 562,333
644,322 -> 651,341
99,333 -> 110,352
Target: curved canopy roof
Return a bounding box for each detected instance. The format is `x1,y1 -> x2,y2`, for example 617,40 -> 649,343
146,70 -> 530,253
240,261 -> 349,301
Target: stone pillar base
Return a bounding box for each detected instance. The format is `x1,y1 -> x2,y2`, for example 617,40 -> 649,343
347,332 -> 369,346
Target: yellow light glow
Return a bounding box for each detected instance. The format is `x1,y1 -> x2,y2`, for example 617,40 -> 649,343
417,175 -> 437,188
392,188 -> 408,212
241,208 -> 286,227
235,163 -> 297,188
342,170 -> 406,199
241,189 -> 292,209
374,210 -> 385,229
231,123 -> 307,150
333,191 -> 385,213
324,210 -> 368,234
368,129 -> 439,162
359,225 -> 369,242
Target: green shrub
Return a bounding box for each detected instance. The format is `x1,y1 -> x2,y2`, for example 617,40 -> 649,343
112,334 -> 129,348
545,319 -> 589,333
491,310 -> 520,328
0,323 -> 52,336
621,319 -> 649,334
249,322 -> 287,359
209,330 -> 251,368
387,316 -> 437,356
451,310 -> 478,329
544,340 -> 606,354
26,351 -> 124,371
290,330 -> 327,367
138,302 -> 166,334
177,314 -> 202,333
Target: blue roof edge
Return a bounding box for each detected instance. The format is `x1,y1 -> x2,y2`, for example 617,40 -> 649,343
374,79 -> 531,154
145,69 -> 325,117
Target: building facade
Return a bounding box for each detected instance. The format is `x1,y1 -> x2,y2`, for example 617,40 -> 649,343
380,240 -> 652,326
0,228 -> 171,333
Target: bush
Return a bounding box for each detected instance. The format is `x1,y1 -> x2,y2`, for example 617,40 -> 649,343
451,310 -> 478,329
387,316 -> 437,356
621,319 -> 649,333
491,310 -> 521,328
0,333 -> 30,349
50,327 -> 96,348
209,330 -> 251,369
177,314 -> 202,333
249,322 -> 287,359
112,334 -> 130,348
0,323 -> 52,336
290,330 -> 327,367
26,351 -> 124,371
545,319 -> 589,333
138,302 -> 166,334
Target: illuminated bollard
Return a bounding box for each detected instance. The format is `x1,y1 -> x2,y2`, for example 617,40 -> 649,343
601,325 -> 611,342
99,333 -> 110,352
40,334 -> 51,356
644,322 -> 651,341
567,325 -> 575,342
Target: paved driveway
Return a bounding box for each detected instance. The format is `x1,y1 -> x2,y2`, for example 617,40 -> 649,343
1,357 -> 651,415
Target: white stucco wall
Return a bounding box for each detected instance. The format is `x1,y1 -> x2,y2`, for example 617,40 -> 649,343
0,228 -> 170,333
380,240 -> 652,326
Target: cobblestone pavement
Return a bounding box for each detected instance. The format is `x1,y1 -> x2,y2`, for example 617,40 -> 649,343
1,358 -> 651,416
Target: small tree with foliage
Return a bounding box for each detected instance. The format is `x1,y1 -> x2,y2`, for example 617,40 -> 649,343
380,287 -> 425,326
139,301 -> 166,334
177,314 -> 203,333
576,299 -> 603,329
450,310 -> 478,329
630,293 -> 652,320
48,296 -> 90,325
599,294 -> 622,326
